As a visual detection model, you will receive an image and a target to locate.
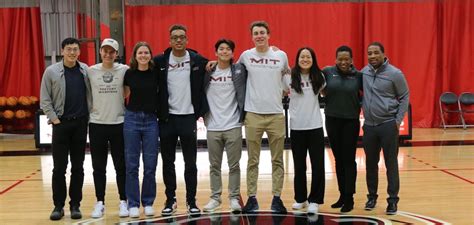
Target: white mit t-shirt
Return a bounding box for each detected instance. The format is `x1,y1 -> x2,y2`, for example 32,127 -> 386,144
283,73 -> 325,130
205,67 -> 241,131
167,51 -> 194,114
238,48 -> 289,114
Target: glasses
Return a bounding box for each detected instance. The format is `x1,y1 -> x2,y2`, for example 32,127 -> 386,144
64,48 -> 80,53
170,35 -> 187,41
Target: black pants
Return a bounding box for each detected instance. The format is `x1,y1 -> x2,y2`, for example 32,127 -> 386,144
290,128 -> 325,204
363,120 -> 400,204
51,117 -> 88,208
325,116 -> 360,197
89,123 -> 126,202
159,114 -> 197,203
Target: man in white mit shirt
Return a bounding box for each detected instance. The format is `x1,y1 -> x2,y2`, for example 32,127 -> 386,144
239,20 -> 289,214
202,39 -> 247,213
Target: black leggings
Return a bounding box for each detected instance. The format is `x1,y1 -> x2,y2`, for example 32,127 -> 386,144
290,128 -> 325,204
325,116 -> 360,196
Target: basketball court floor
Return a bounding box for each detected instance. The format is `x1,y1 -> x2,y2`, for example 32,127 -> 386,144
0,128 -> 472,224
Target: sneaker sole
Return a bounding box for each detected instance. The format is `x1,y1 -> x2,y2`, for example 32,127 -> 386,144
242,208 -> 258,213
49,212 -> 64,221
364,207 -> 375,211
386,211 -> 397,215
231,208 -> 242,213
203,206 -> 221,212
71,215 -> 82,220
161,210 -> 176,216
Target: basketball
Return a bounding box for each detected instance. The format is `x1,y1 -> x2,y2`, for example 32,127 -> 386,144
15,110 -> 27,119
3,110 -> 14,119
6,97 -> 17,107
18,96 -> 32,106
29,96 -> 39,104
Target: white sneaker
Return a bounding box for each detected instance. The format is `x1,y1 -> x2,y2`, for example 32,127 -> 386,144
144,206 -> 154,216
129,207 -> 140,218
119,200 -> 129,217
307,203 -> 319,214
230,198 -> 242,212
203,199 -> 221,212
292,201 -> 308,210
91,201 -> 104,218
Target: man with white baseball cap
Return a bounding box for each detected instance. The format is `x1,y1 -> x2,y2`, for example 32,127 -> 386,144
101,38 -> 119,51
88,38 -> 130,218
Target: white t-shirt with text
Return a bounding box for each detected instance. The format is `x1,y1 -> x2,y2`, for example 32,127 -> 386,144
167,51 -> 194,114
238,48 -> 289,114
205,67 -> 241,131
283,73 -> 325,130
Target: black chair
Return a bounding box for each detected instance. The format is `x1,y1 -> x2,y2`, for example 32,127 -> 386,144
439,92 -> 464,129
458,92 -> 474,129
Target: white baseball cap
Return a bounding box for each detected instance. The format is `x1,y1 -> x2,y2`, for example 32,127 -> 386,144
101,38 -> 119,51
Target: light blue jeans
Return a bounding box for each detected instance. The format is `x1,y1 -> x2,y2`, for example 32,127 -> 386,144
123,109 -> 159,208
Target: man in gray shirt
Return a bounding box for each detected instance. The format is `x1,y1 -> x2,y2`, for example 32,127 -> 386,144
361,42 -> 409,215
40,37 -> 91,221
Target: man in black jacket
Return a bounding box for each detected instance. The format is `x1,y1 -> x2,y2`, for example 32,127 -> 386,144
153,24 -> 208,215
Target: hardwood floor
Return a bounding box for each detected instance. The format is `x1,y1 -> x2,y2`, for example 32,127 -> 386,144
0,128 -> 473,224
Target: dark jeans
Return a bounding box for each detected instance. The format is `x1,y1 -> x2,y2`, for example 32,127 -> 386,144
290,128 -> 325,204
89,123 -> 126,202
51,117 -> 88,208
363,120 -> 400,203
325,116 -> 359,197
159,114 -> 197,203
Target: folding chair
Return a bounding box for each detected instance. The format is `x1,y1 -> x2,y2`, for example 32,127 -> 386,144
439,92 -> 464,129
458,92 -> 474,129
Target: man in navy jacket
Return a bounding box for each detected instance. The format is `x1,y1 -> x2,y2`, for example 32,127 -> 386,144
153,24 -> 209,216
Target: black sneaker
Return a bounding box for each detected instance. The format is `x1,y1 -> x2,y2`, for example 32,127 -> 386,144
70,206 -> 82,219
49,207 -> 64,220
364,196 -> 377,211
340,202 -> 354,213
386,202 -> 397,215
242,196 -> 259,213
162,198 -> 177,216
187,201 -> 201,214
340,195 -> 354,213
270,196 -> 287,214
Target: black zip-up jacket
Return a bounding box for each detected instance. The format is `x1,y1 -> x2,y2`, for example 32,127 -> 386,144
153,48 -> 209,121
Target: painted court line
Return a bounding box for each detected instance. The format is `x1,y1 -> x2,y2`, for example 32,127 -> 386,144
440,169 -> 474,184
406,154 -> 473,185
0,169 -> 41,195
0,180 -> 24,195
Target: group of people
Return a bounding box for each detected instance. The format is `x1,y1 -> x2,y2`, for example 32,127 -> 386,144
40,20 -> 409,221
